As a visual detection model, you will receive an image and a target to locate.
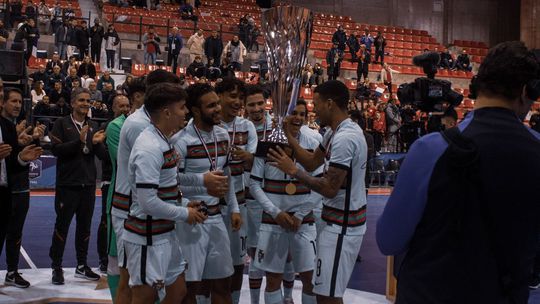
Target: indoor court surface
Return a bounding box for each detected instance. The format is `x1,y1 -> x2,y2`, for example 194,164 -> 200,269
0,191 -> 538,304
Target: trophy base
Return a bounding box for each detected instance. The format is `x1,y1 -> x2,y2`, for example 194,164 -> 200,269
255,141 -> 293,158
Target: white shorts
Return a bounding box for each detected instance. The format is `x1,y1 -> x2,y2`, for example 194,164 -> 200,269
176,215 -> 234,281
223,204 -> 248,266
312,227 -> 364,298
111,215 -> 126,268
246,203 -> 263,248
124,236 -> 186,301
254,223 -> 317,274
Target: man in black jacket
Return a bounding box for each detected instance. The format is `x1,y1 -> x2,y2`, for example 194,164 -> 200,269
377,41 -> 540,304
326,42 -> 343,81
2,87 -> 45,288
76,20 -> 90,60
89,19 -> 104,63
346,31 -> 360,62
204,30 -> 223,67
456,49 -> 472,71
23,18 -> 39,63
356,44 -> 371,82
374,31 -> 387,64
54,20 -> 69,60
46,53 -> 62,75
166,27 -> 183,75
332,25 -> 347,52
49,88 -> 107,285
66,19 -> 78,60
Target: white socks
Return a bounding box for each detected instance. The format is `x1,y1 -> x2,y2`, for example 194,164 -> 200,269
283,261 -> 295,299
249,263 -> 264,304
195,295 -> 210,304
264,289 -> 283,304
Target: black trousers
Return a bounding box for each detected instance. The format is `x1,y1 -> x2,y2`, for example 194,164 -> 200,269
97,183 -> 109,266
168,53 -> 179,75
5,191 -> 30,271
91,43 -> 102,63
49,185 -> 96,268
0,186 -> 12,256
375,48 -> 384,63
78,47 -> 89,60
357,67 -> 368,82
106,50 -> 115,69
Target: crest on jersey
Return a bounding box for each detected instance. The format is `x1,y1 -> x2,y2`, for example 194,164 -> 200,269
152,279 -> 165,290
258,249 -> 265,263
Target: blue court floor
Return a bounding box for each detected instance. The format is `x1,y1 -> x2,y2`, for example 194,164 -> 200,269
0,194 -> 538,303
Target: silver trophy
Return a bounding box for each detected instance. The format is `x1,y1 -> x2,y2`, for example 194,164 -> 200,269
256,5 -> 313,157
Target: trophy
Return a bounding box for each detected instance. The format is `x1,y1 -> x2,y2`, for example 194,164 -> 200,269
255,5 -> 313,157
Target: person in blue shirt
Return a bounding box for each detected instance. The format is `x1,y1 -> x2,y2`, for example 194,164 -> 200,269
377,41 -> 540,304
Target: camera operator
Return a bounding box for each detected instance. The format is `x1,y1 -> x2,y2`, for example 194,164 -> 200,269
425,103 -> 458,133
377,41 -> 540,303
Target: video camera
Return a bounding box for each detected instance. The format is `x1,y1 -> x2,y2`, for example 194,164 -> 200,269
397,51 -> 463,112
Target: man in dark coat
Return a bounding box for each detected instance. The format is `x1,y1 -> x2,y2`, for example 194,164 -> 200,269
89,19 -> 104,63
166,27 -> 183,75
346,31 -> 360,62
326,42 -> 343,81
204,30 -> 223,67
332,25 -> 347,52
76,20 -> 90,60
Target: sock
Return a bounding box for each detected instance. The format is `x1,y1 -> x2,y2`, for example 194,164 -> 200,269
249,263 -> 264,304
196,295 -> 210,304
264,289 -> 283,304
283,261 -> 295,299
232,290 -> 240,304
302,292 -> 317,304
107,274 -> 120,301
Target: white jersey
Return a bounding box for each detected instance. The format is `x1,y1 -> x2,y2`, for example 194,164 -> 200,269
245,117 -> 273,203
221,116 -> 257,205
123,125 -> 188,246
249,129 -> 323,220
320,118 -> 367,235
112,106 -> 151,219
173,120 -> 239,211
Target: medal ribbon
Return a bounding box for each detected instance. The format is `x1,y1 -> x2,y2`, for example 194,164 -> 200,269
193,124 -> 219,171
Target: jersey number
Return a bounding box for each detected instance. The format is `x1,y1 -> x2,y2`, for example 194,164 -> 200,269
316,258 -> 322,277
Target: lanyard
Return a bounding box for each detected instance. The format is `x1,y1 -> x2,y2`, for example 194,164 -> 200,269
153,124 -> 172,150
193,124 -> 219,171
226,118 -> 237,161
70,115 -> 85,134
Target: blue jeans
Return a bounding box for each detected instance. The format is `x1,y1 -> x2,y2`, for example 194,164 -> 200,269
144,52 -> 157,65
56,42 -> 67,60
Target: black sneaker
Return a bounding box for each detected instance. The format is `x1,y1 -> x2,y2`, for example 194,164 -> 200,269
5,271 -> 30,288
99,263 -> 107,274
52,268 -> 64,285
75,265 -> 100,281
529,275 -> 540,289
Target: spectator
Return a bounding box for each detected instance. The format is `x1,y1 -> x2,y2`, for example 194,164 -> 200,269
8,0 -> 24,29
33,94 -> 52,116
49,88 -> 107,285
238,14 -> 250,46
220,57 -> 234,78
357,44 -> 371,82
103,24 -> 120,71
456,49 -> 472,71
249,25 -> 260,53
22,18 -> 39,63
100,83 -> 114,108
76,20 -> 90,60
65,67 -> 81,90
24,0 -> 37,22
301,63 -> 314,86
49,81 -> 70,104
46,53 -> 62,74
360,28 -> 374,52
381,63 -> 399,96
62,55 -> 78,76
180,1 -> 197,21
62,2 -> 75,19
346,30 -> 360,62
88,80 -> 102,102
166,27 -> 183,75
205,58 -> 221,81
46,66 -> 64,92
50,1 -> 62,35
385,99 -> 401,152
142,26 -> 160,65
312,62 -> 324,85
439,47 -> 454,69
49,96 -> 70,116
222,35 -> 247,71
10,20 -> 26,51
186,55 -> 206,78
90,100 -> 108,119
66,19 -> 78,59
78,56 -> 97,88
30,80 -> 46,105
54,20 -> 69,59
372,106 -> 386,153
119,74 -> 132,92
97,70 -> 114,91
0,20 -> 8,49
187,29 -> 205,64
29,64 -> 47,84
89,19 -> 104,63
374,31 -> 387,64
204,30 -> 223,67
326,42 -> 343,81
37,0 -> 50,34
332,25 -> 347,52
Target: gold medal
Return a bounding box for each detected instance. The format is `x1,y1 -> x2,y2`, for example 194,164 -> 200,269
285,182 -> 297,195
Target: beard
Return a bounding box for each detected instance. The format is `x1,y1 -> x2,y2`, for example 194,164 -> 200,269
201,111 -> 220,126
